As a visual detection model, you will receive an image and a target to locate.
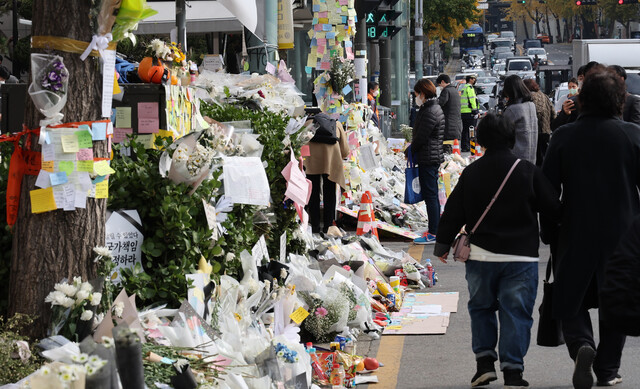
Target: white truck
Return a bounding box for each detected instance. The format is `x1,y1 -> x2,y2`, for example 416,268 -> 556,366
572,39 -> 640,76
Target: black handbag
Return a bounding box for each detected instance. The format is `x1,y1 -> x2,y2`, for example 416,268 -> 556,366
537,254 -> 565,347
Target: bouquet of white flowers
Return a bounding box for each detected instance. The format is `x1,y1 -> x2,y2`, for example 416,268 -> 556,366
45,277 -> 102,341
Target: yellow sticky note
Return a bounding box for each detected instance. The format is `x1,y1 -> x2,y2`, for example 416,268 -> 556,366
93,160 -> 115,176
30,187 -> 57,214
77,160 -> 94,173
116,107 -> 132,128
41,160 -> 54,172
61,135 -> 79,153
443,172 -> 452,197
113,72 -> 122,95
157,130 -> 174,140
58,161 -> 75,175
289,307 -> 310,324
94,180 -> 109,199
137,134 -> 156,149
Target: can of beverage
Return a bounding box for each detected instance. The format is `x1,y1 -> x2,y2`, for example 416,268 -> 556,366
386,293 -> 396,306
330,342 -> 341,351
335,336 -> 346,350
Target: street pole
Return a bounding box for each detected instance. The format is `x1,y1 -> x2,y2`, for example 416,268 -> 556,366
265,0 -> 278,64
176,0 -> 186,50
414,0 -> 423,80
379,38 -> 392,108
12,0 -> 18,75
354,17 -> 368,104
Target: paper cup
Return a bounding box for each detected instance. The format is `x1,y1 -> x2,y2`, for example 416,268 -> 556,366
390,276 -> 400,292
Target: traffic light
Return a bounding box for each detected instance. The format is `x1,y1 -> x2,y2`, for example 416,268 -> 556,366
576,0 -> 597,5
618,0 -> 639,4
518,0 -> 526,3
364,1 -> 403,39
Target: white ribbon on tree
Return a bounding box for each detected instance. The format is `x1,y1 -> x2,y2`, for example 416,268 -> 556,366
80,33 -> 113,61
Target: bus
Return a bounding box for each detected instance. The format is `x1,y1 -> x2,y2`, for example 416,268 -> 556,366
460,24 -> 485,56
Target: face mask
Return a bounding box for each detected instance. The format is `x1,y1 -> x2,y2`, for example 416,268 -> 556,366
569,88 -> 578,95
373,90 -> 379,97
415,95 -> 424,106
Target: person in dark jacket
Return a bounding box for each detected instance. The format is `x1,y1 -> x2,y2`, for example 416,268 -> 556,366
367,82 -> 380,127
600,214 -> 640,338
551,62 -> 601,131
607,65 -> 640,125
436,74 -> 463,144
410,78 -> 445,245
434,113 -> 560,388
542,68 -> 640,388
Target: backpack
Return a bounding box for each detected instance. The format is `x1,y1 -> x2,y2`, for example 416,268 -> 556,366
310,113 -> 339,144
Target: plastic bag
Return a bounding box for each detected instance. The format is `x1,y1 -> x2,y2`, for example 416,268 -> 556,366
28,54 -> 69,124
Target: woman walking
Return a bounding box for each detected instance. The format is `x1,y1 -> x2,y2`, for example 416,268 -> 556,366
434,113 -> 560,388
502,75 -> 538,164
523,78 -> 555,166
410,79 -> 445,245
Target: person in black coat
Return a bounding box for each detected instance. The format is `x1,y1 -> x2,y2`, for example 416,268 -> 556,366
542,68 -> 640,388
600,214 -> 640,338
436,74 -> 463,143
608,65 -> 640,125
434,113 -> 560,388
410,78 -> 445,244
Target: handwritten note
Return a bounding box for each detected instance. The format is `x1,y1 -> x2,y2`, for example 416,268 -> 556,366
94,160 -> 115,176
138,118 -> 159,133
116,107 -> 132,128
58,161 -> 75,175
95,180 -> 109,199
138,102 -> 158,119
41,160 -> 54,172
289,307 -> 310,324
30,187 -> 57,214
61,135 -> 79,153
77,160 -> 94,173
113,128 -> 132,144
92,122 -> 107,141
49,172 -> 68,186
35,170 -> 51,189
77,148 -> 93,161
102,50 -> 116,118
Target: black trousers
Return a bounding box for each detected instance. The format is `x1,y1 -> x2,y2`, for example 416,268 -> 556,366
562,301 -> 627,382
461,113 -> 476,152
307,174 -> 337,233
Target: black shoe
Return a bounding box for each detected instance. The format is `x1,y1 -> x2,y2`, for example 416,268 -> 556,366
504,369 -> 529,388
596,374 -> 622,386
573,345 -> 596,389
470,356 -> 497,387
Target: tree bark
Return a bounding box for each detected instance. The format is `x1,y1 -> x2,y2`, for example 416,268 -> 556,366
523,16 -> 530,39
554,14 -> 563,43
8,0 -> 107,339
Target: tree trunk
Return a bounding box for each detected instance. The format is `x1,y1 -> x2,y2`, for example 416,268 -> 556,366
545,8 -> 552,41
8,0 -> 108,339
523,16 -> 530,39
535,10 -> 540,35
554,14 -> 563,43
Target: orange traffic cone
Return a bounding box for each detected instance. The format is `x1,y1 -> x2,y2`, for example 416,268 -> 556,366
356,191 -> 379,239
452,139 -> 461,155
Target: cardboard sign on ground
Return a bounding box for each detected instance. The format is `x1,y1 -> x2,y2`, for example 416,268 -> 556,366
382,292 -> 459,335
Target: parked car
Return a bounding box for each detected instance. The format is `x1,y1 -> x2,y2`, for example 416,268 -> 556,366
526,48 -> 548,65
536,33 -> 550,44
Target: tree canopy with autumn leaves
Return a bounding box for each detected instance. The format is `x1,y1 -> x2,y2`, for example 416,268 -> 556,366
415,0 -> 481,42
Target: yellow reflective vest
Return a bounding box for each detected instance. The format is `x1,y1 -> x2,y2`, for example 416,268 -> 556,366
460,84 -> 478,114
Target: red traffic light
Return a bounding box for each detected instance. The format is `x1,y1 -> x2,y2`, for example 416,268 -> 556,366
576,0 -> 581,4
619,0 -> 624,3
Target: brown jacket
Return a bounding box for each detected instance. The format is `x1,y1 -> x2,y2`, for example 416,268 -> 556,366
530,90 -> 556,135
304,121 -> 350,189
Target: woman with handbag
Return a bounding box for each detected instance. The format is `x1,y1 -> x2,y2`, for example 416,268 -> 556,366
434,113 -> 560,388
409,78 -> 445,245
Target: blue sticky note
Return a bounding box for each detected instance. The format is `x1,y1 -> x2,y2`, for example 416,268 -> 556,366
326,32 -> 336,39
312,17 -> 318,25
339,115 -> 348,123
111,108 -> 117,123
92,122 -> 107,141
342,16 -> 347,24
305,66 -> 313,74
355,15 -> 358,22
342,85 -> 352,95
323,24 -> 332,31
50,172 -> 68,186
92,175 -> 107,184
345,40 -> 353,47
311,38 -> 317,47
312,4 -> 319,11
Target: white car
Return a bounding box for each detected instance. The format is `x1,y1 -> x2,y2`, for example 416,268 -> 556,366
526,48 -> 548,64
553,82 -> 570,112
492,63 -> 506,77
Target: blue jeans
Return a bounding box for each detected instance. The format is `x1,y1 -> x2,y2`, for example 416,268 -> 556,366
465,260 -> 538,371
418,164 -> 440,234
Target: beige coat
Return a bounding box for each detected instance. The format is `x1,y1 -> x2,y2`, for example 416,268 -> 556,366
304,121 -> 350,190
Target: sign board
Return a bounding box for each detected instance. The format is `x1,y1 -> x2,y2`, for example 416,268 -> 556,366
202,54 -> 225,72
477,3 -> 488,9
105,210 -> 144,282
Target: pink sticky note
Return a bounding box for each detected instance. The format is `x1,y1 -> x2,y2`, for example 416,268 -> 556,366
346,47 -> 354,60
300,145 -> 311,157
348,131 -> 358,147
314,24 -> 323,31
320,61 -> 331,70
138,117 -> 160,133
265,61 -> 276,75
317,45 -> 325,55
318,11 -> 328,18
113,128 -> 132,144
138,102 -> 159,119
77,148 -> 94,161
317,38 -> 327,46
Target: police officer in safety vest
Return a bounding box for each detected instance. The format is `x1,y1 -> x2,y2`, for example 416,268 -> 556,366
460,74 -> 479,152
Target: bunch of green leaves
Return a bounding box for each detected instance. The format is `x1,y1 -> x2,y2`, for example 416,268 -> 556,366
0,142 -> 13,317
329,56 -> 355,95
141,343 -> 222,387
199,103 -> 306,258
108,136 -> 233,307
0,314 -> 44,384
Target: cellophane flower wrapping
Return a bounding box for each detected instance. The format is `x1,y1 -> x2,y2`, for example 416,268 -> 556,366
28,54 -> 69,123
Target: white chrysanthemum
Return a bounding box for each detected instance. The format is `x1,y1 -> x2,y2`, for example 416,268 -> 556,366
80,282 -> 93,293
112,302 -> 124,318
45,290 -> 65,306
54,283 -> 77,297
85,364 -> 96,376
71,353 -> 89,363
59,371 -> 74,382
72,276 -> 83,286
93,246 -> 112,258
75,290 -> 90,303
225,252 -> 235,262
280,269 -> 288,279
59,296 -> 75,308
39,366 -> 51,376
310,293 -> 321,300
80,310 -> 93,321
101,336 -> 114,348
90,292 -> 102,306
93,312 -> 104,329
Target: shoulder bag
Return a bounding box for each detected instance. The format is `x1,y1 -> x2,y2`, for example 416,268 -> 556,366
452,159 -> 521,262
537,254 -> 565,346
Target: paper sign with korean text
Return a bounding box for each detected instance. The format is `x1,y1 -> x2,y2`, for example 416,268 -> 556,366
105,210 -> 144,283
